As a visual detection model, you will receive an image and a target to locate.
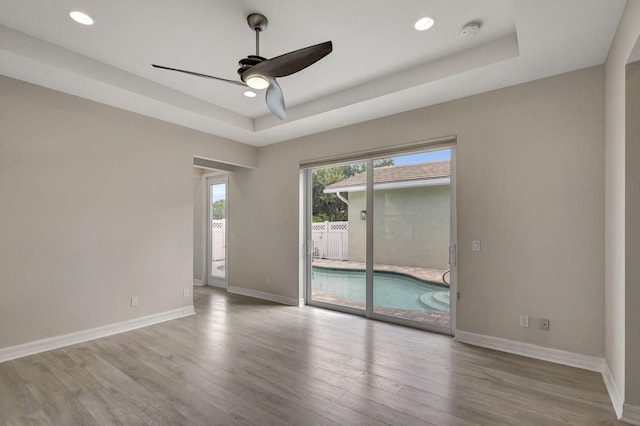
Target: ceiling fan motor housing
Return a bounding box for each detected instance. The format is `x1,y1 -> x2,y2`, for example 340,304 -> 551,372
238,55 -> 266,79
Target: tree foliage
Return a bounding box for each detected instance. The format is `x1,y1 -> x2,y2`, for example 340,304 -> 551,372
312,158 -> 394,222
312,166 -> 350,222
211,199 -> 226,219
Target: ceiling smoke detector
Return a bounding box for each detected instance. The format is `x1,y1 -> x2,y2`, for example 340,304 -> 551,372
461,23 -> 480,37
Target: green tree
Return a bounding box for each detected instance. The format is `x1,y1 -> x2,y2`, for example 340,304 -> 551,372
312,166 -> 350,222
348,158 -> 395,174
312,158 -> 394,222
212,199 -> 226,219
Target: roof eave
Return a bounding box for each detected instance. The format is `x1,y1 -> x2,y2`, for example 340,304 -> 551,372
324,177 -> 450,193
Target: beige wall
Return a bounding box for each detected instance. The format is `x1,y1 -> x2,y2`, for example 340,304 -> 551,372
626,60 -> 640,407
231,65 -> 605,357
193,169 -> 206,283
605,0 -> 640,410
347,185 -> 450,269
0,75 -> 257,349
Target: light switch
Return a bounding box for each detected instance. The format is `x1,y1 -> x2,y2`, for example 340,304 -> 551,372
472,240 -> 481,251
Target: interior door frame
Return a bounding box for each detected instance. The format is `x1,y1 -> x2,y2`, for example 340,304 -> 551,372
303,144 -> 457,335
207,173 -> 228,288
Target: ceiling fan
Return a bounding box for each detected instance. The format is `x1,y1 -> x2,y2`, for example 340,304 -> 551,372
152,13 -> 332,120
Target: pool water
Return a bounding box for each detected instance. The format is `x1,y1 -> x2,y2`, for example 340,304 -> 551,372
312,267 -> 449,311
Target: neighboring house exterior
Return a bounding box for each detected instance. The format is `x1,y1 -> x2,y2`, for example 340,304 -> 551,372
324,160 -> 450,269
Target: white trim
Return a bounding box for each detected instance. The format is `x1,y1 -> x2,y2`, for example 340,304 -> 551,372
227,286 -> 300,306
622,404 -> 640,425
603,362 -> 624,418
193,155 -> 255,170
454,330 -> 605,372
208,282 -> 227,289
193,279 -> 205,287
0,306 -> 195,364
454,332 -> 640,423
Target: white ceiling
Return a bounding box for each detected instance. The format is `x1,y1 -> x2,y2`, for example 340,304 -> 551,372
0,0 -> 627,146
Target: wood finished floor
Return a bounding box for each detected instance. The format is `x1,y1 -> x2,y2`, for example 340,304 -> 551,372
0,286 -> 623,425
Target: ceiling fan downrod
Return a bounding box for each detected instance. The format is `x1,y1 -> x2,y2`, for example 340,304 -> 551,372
247,13 -> 268,57
237,13 -> 269,77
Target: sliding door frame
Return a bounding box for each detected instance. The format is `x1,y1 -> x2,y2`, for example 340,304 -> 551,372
303,165 -> 366,317
303,140 -> 457,335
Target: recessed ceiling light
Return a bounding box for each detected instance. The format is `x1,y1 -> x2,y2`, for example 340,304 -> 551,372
243,90 -> 257,98
69,11 -> 94,26
414,16 -> 435,31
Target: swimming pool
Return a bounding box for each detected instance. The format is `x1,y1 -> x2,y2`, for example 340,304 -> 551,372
311,267 -> 449,311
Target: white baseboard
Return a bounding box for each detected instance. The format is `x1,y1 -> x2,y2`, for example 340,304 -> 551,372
208,282 -> 227,289
0,305 -> 195,364
454,331 -> 640,424
454,330 -> 604,372
193,279 -> 205,287
602,363 -> 624,418
227,286 -> 300,306
622,403 -> 640,425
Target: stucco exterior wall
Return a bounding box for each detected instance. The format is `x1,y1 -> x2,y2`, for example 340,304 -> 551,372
347,185 -> 450,269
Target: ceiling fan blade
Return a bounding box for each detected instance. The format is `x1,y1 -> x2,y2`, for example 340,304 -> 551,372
243,41 -> 332,79
265,78 -> 286,120
151,64 -> 246,87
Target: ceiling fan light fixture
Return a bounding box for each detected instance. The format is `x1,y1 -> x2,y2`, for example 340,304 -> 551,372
243,90 -> 257,98
414,16 -> 435,31
69,10 -> 94,26
246,75 -> 269,90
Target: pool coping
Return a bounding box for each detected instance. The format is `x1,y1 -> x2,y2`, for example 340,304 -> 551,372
311,259 -> 450,288
312,265 -> 450,289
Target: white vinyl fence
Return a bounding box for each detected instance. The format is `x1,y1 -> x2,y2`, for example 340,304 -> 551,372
211,219 -> 225,261
312,221 -> 348,260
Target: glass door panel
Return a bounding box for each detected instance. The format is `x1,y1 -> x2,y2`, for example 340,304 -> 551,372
371,149 -> 452,331
309,161 -> 366,312
208,176 -> 227,288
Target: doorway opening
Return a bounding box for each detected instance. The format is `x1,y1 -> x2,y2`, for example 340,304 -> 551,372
304,145 -> 456,334
207,174 -> 228,288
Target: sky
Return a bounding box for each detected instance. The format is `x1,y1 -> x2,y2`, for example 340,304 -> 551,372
391,148 -> 450,165
210,183 -> 226,203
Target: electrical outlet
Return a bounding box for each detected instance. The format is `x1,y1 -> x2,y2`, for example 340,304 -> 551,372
472,240 -> 481,251
520,315 -> 529,328
266,276 -> 271,284
540,318 -> 550,331
183,288 -> 190,297
131,296 -> 139,307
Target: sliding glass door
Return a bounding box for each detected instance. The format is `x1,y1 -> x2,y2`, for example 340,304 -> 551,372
309,161 -> 367,314
305,147 -> 456,334
371,151 -> 452,330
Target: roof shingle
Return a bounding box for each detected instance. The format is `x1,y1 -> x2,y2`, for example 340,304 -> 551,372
325,160 -> 450,191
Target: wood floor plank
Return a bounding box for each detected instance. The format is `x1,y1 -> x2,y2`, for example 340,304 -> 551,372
0,286 -> 625,425
12,357 -> 99,425
0,363 -> 42,424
